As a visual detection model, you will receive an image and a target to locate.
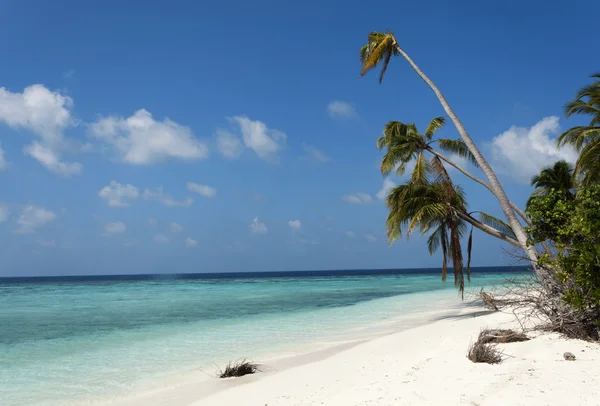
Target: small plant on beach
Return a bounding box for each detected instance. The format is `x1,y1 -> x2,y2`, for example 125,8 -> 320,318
467,339 -> 503,364
217,359 -> 262,378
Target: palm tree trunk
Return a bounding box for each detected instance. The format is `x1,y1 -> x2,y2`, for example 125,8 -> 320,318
392,41 -> 551,285
427,148 -> 532,226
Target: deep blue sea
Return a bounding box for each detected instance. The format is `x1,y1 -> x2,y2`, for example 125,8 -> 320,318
0,267 -> 528,405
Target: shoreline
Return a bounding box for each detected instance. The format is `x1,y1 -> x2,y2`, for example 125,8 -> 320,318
96,291 -> 469,405
100,296 -> 600,406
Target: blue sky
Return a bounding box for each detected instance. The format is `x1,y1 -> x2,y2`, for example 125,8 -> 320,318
0,0 -> 598,276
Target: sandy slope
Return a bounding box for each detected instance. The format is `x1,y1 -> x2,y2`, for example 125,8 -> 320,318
106,305 -> 600,406
195,310 -> 599,406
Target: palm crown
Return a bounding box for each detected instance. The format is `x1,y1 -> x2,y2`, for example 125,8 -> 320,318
377,117 -> 479,183
558,73 -> 600,186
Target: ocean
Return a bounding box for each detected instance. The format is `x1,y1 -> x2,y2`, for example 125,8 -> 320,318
0,267 -> 527,405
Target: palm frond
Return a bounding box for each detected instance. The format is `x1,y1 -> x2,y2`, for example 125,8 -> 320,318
429,155 -> 452,185
424,117 -> 446,140
477,212 -> 516,239
359,32 -> 397,83
406,203 -> 448,238
410,152 -> 430,184
450,224 -> 465,298
466,227 -> 473,283
557,126 -> 600,150
427,226 -> 443,254
575,140 -> 600,186
440,226 -> 448,282
437,139 -> 479,167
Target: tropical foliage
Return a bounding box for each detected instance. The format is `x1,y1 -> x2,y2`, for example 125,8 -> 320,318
358,30 -> 542,281
357,29 -> 600,336
527,186 -> 600,311
558,73 -> 600,186
527,160 -> 575,207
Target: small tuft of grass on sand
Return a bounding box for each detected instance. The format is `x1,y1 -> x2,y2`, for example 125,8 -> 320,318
477,328 -> 530,344
217,359 -> 262,378
467,339 -> 503,364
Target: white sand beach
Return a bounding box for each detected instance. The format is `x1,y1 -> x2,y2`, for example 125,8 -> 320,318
104,301 -> 600,406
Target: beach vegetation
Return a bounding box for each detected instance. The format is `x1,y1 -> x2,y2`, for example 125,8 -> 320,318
467,339 -> 503,364
476,328 -> 529,344
557,73 -> 600,187
358,32 -> 600,339
217,359 -> 262,378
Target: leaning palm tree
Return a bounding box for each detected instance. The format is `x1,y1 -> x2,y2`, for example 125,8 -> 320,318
527,160 -> 575,206
386,179 -> 470,296
377,117 -> 531,224
557,73 -> 600,186
359,31 -> 546,284
386,157 -> 518,297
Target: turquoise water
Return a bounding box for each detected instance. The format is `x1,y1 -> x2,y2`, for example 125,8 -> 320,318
0,268 -> 525,405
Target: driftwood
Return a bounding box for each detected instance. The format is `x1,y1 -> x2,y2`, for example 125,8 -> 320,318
477,328 -> 529,344
479,276 -> 600,341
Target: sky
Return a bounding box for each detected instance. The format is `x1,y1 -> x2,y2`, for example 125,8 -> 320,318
0,0 -> 598,276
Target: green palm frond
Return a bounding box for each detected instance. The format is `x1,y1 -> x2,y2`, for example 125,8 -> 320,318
429,155 -> 452,185
406,203 -> 448,238
530,160 -> 574,194
557,126 -> 600,150
440,226 -> 448,282
359,32 -> 399,84
477,212 -> 516,239
411,153 -> 430,184
424,117 -> 446,140
575,140 -> 600,186
437,139 -> 479,167
381,146 -> 414,176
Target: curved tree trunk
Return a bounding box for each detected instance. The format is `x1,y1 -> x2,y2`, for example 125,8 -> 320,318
393,41 -> 551,285
426,148 -> 532,226
455,211 -> 521,248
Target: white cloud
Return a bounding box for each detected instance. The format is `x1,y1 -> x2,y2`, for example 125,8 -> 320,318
365,234 -> 377,242
154,234 -> 169,244
143,187 -> 193,207
301,143 -> 330,163
148,217 -> 158,226
489,116 -> 577,184
0,85 -> 73,143
215,129 -> 243,159
376,177 -> 396,201
170,222 -> 183,232
185,237 -> 197,247
345,231 -> 355,238
342,192 -> 373,204
328,100 -> 357,119
0,206 -> 9,222
16,205 -> 56,233
216,116 -> 286,162
38,240 -> 56,247
0,84 -> 82,176
98,180 -> 139,207
63,69 -> 75,79
0,146 -> 7,170
288,220 -> 301,230
104,221 -> 126,236
89,109 -> 208,165
23,142 -> 82,176
250,217 -> 267,234
186,182 -> 216,198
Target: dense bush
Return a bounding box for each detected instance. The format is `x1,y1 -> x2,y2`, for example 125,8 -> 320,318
527,185 -> 600,311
